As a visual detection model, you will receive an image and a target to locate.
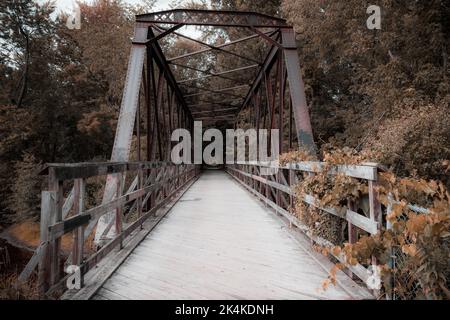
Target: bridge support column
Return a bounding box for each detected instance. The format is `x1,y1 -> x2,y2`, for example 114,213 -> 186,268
94,24 -> 148,246
281,28 -> 317,154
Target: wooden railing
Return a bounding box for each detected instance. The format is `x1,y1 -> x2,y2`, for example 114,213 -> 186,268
19,161 -> 200,297
227,161 -> 432,298
226,161 -> 383,285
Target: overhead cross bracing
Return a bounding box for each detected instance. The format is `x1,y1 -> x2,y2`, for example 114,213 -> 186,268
87,9 -> 317,246
130,9 -> 314,150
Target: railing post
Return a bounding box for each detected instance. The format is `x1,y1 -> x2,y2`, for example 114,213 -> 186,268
244,165 -> 248,186
160,165 -> 165,199
116,173 -> 124,249
276,169 -> 282,209
386,193 -> 396,300
138,167 -> 143,229
48,168 -> 63,288
176,164 -> 179,188
368,175 -> 382,297
289,169 -> 296,225
346,199 -> 358,279
164,165 -> 169,198
168,165 -> 173,194
150,166 -> 156,209
252,165 -> 257,191
265,167 -> 270,207
38,190 -> 55,295
368,181 -> 382,229
72,178 -> 85,288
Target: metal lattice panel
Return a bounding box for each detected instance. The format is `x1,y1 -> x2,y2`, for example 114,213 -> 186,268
136,9 -> 288,27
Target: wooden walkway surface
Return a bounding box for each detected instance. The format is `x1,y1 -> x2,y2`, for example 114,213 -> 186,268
91,170 -> 372,300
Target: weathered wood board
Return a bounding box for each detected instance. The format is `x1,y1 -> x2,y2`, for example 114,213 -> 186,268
91,171 -> 372,300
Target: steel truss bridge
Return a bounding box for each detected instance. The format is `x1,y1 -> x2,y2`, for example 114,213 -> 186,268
17,10 -> 390,300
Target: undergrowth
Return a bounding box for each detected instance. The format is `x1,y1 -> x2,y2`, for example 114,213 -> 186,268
281,147 -> 450,300
0,273 -> 38,300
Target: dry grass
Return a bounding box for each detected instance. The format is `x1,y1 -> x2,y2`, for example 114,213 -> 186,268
0,273 -> 38,300
6,220 -> 73,252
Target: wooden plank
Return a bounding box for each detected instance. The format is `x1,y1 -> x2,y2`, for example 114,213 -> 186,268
237,162 -> 378,180
92,171 -> 371,300
71,179 -> 85,270
302,194 -> 346,219
37,191 -> 54,294
63,174 -> 199,300
80,171 -> 197,275
227,169 -> 372,287
42,161 -> 171,180
18,243 -> 44,283
228,167 -> 292,195
346,210 -> 378,235
50,169 -> 195,238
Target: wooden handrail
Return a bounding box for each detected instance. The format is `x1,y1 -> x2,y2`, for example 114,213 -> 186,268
234,161 -> 378,180
225,162 -> 382,288
40,161 -> 174,180
48,168 -> 192,239
19,161 -> 200,297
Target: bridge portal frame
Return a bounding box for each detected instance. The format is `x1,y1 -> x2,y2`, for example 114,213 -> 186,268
94,9 -> 317,246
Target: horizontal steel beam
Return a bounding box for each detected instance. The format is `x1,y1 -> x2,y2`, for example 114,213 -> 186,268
153,25 -> 261,65
189,103 -> 239,109
132,24 -> 184,45
168,31 -> 276,62
178,64 -> 259,84
170,62 -> 240,83
191,107 -> 239,115
188,100 -> 241,108
184,84 -> 250,98
195,115 -> 236,121
136,9 -> 287,27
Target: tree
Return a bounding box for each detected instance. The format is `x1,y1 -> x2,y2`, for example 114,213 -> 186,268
281,0 -> 449,182
0,1 -> 56,108
0,0 -> 155,222
6,152 -> 42,222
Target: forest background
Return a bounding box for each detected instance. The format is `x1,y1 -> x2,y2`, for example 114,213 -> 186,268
0,0 -> 448,298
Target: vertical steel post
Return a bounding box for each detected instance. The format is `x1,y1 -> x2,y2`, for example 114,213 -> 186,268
94,24 -> 148,245
281,28 -> 316,153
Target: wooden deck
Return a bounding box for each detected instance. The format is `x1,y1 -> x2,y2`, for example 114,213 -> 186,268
89,170 -> 372,300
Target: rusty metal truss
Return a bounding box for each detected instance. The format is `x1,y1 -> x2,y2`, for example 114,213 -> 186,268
136,9 -> 288,27
93,9 -> 316,244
